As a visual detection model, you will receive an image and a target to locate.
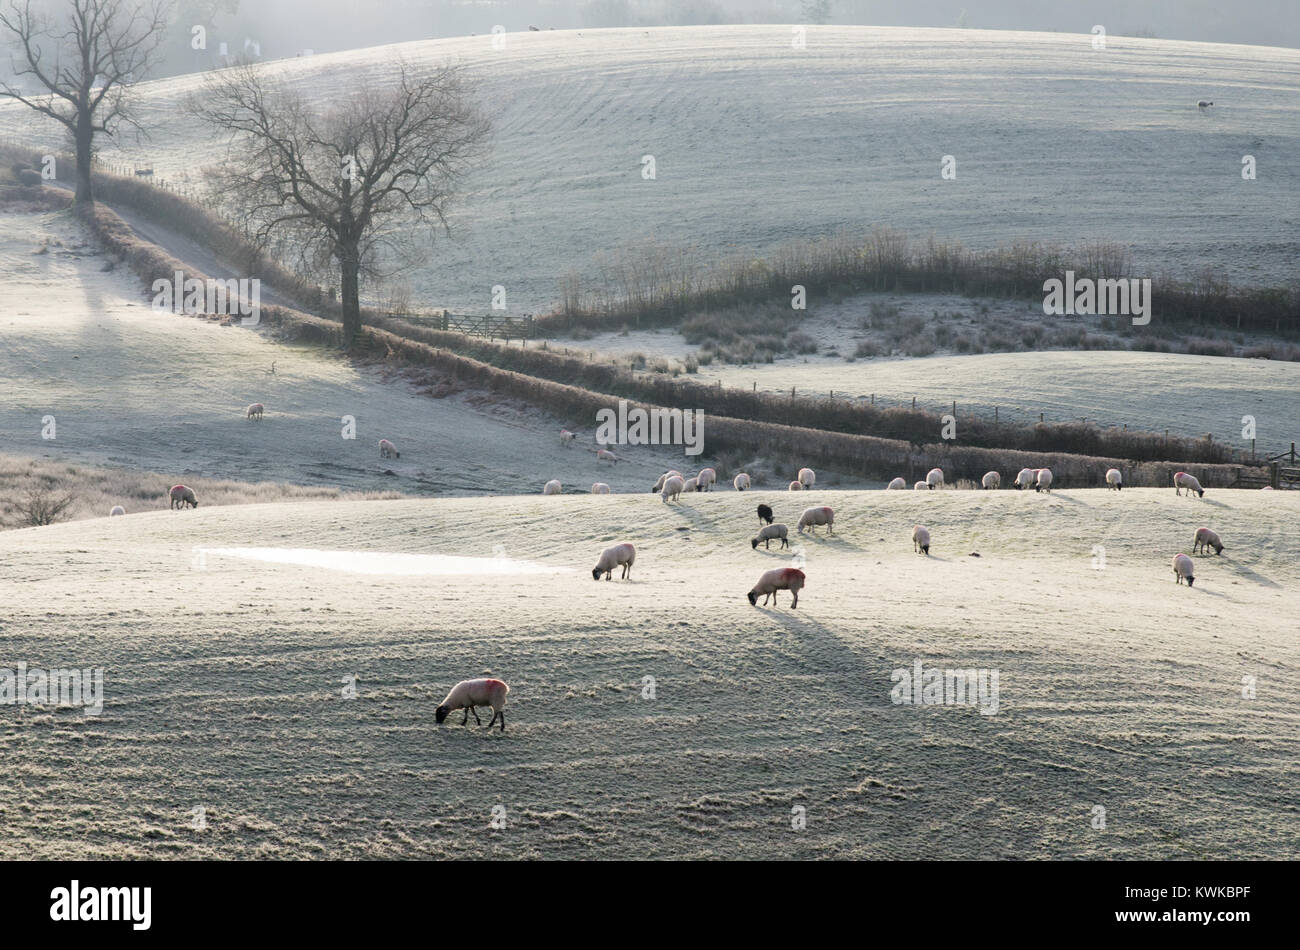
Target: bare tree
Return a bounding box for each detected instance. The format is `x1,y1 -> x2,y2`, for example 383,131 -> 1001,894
190,62 -> 491,344
0,0 -> 171,206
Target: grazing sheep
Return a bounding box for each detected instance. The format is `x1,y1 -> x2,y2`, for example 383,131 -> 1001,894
798,467 -> 815,488
887,477 -> 907,490
1035,468 -> 1053,493
733,472 -> 751,491
591,482 -> 611,494
1173,553 -> 1195,586
1197,99 -> 1213,108
378,438 -> 400,459
752,523 -> 789,550
592,542 -> 636,580
1014,468 -> 1035,490
797,505 -> 834,535
435,678 -> 510,732
245,402 -> 264,420
169,485 -> 198,509
912,524 -> 931,555
560,429 -> 576,446
926,467 -> 944,490
683,476 -> 699,493
1174,471 -> 1204,498
788,480 -> 803,491
696,467 -> 717,491
661,474 -> 686,503
913,480 -> 928,490
1106,468 -> 1123,490
596,448 -> 619,463
652,470 -> 683,493
1193,527 -> 1224,556
747,566 -> 805,608
109,505 -> 125,517
981,471 -> 1000,490
757,503 -> 774,525
543,479 -> 562,495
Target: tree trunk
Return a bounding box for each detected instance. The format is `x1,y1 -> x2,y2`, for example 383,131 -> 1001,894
74,115 -> 94,206
340,241 -> 362,344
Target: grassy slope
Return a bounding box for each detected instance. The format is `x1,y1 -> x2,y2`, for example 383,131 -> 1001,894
2,26 -> 1297,312
2,488 -> 1295,858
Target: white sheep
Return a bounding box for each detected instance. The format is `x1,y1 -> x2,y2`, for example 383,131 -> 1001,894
887,477 -> 907,490
543,479 -> 562,495
751,523 -> 789,550
169,485 -> 198,509
560,429 -> 576,446
378,438 -> 400,459
1106,468 -> 1123,490
1172,553 -> 1195,586
245,402 -> 264,420
981,471 -> 1000,490
913,480 -> 927,490
926,467 -> 944,490
591,482 -> 611,494
683,476 -> 699,493
1035,468 -> 1053,493
652,470 -> 683,493
1193,527 -> 1223,555
596,448 -> 619,463
109,505 -> 125,517
1174,471 -> 1204,498
798,467 -> 815,489
797,505 -> 834,535
435,677 -> 510,731
912,524 -> 930,555
1197,99 -> 1213,108
661,474 -> 686,503
747,567 -> 805,608
696,467 -> 717,491
788,480 -> 803,491
1014,468 -> 1035,490
1261,486 -> 1274,491
592,542 -> 636,580
733,472 -> 751,491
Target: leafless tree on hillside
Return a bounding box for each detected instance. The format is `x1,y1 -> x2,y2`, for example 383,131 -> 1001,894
0,0 -> 172,206
188,62 -> 491,345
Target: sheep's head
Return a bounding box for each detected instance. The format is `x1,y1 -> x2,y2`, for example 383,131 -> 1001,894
747,591 -> 758,606
592,567 -> 603,581
751,538 -> 759,550
1196,488 -> 1204,497
435,705 -> 450,724
1186,576 -> 1195,586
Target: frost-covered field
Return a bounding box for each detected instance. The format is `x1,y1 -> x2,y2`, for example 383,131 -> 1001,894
2,489 -> 1296,858
3,25 -> 1297,312
0,209 -> 707,497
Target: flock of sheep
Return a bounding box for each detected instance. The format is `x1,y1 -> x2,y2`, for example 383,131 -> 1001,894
98,418 -> 1239,734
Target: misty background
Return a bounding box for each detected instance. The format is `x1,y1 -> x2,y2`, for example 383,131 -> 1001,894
2,0 -> 1297,85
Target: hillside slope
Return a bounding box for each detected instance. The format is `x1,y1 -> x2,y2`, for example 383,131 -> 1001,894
3,26 -> 1297,311
2,488 -> 1295,858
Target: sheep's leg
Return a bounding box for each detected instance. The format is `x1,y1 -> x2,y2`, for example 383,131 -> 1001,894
486,710 -> 498,729
461,708 -> 470,725
499,710 -> 505,732
471,706 -> 482,725
791,590 -> 798,608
